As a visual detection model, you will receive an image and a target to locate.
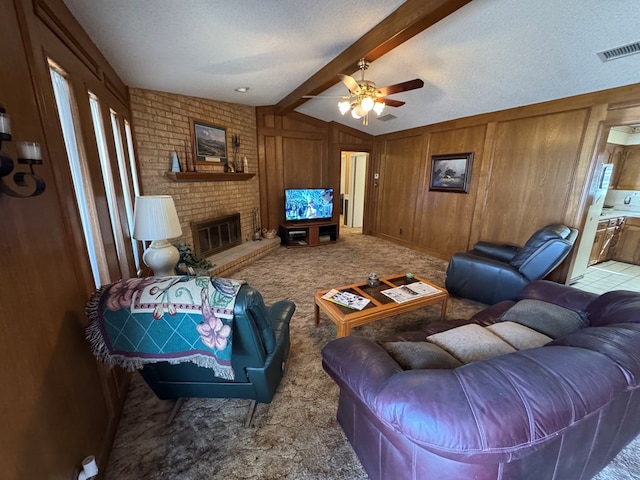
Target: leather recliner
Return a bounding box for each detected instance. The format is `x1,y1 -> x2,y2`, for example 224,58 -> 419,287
139,284 -> 295,425
445,224 -> 578,304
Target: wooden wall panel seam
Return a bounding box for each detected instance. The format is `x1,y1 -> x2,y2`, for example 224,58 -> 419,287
467,122 -> 496,249
560,108 -> 592,223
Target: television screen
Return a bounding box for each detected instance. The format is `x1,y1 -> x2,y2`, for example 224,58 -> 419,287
285,188 -> 334,222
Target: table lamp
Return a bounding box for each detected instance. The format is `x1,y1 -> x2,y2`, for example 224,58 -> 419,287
133,195 -> 183,276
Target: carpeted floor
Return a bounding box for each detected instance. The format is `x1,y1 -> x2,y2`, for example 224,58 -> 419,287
104,228 -> 639,479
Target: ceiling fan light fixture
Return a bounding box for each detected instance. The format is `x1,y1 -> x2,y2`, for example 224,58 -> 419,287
338,100 -> 351,115
360,95 -> 374,112
373,101 -> 385,115
331,58 -> 423,126
353,104 -> 367,118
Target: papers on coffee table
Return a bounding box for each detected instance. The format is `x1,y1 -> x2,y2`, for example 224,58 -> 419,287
321,289 -> 370,310
381,281 -> 442,303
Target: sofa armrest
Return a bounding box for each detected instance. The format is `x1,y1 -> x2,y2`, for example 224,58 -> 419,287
267,300 -> 296,330
372,346 -> 627,464
322,337 -> 402,405
322,336 -> 628,464
472,241 -> 519,262
519,280 -> 597,315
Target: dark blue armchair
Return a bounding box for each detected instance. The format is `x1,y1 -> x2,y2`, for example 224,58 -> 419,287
445,224 -> 578,305
139,284 -> 295,425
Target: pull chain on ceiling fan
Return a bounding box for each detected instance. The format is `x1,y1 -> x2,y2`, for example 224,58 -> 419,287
304,58 -> 424,126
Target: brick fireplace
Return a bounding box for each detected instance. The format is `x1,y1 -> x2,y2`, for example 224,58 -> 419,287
191,213 -> 242,258
189,212 -> 280,278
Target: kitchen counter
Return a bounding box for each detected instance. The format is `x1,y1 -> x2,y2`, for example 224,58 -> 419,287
599,210 -> 640,220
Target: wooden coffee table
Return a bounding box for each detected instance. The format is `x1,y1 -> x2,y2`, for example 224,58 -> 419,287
314,274 -> 448,337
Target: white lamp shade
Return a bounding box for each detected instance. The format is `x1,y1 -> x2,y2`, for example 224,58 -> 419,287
133,195 -> 183,241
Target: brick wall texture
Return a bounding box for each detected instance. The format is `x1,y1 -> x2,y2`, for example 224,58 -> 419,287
129,89 -> 261,248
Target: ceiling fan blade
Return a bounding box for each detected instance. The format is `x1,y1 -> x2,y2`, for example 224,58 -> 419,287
376,79 -> 424,97
338,74 -> 360,93
381,98 -> 405,108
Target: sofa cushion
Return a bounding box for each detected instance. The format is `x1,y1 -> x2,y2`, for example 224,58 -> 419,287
499,299 -> 586,338
381,341 -> 463,370
427,324 -> 516,364
486,321 -> 552,350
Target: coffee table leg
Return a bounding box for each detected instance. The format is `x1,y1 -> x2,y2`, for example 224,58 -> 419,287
336,323 -> 350,337
314,303 -> 320,326
440,295 -> 448,320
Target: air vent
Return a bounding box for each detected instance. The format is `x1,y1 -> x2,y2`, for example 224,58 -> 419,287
597,41 -> 640,62
377,114 -> 397,122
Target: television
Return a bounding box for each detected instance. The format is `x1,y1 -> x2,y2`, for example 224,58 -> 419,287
285,188 -> 334,222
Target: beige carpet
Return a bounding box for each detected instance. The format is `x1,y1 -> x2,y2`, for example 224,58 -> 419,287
103,228 -> 639,479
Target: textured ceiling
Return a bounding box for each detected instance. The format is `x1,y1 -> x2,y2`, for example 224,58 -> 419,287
63,0 -> 640,136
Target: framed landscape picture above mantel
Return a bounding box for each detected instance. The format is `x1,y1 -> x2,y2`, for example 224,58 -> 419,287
429,152 -> 473,193
192,119 -> 227,162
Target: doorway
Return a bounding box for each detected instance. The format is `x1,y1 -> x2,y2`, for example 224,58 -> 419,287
569,124 -> 640,294
340,151 -> 368,232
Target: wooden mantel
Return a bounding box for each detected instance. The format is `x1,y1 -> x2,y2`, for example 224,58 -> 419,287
165,172 -> 255,182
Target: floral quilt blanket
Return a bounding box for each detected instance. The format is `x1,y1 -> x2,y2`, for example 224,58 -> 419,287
86,275 -> 244,380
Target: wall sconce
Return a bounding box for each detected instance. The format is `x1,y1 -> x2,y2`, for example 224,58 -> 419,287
0,104 -> 46,198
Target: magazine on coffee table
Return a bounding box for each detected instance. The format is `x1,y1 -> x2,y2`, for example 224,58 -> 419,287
321,289 -> 370,310
381,281 -> 442,304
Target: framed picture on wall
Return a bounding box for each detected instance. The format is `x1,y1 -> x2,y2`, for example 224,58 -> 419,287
192,119 -> 227,162
429,152 -> 474,193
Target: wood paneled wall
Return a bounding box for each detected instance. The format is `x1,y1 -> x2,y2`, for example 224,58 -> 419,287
373,110 -> 595,259
256,108 -> 375,230
414,125 -> 487,256
375,134 -> 424,242
1,0 -> 130,478
476,110 -> 588,243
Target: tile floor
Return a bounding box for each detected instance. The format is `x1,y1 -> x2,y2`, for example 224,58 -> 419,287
571,260 -> 640,295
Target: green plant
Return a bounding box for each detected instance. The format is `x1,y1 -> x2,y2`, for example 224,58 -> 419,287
174,242 -> 213,270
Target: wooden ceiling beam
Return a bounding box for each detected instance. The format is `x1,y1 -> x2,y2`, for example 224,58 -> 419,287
275,0 -> 472,114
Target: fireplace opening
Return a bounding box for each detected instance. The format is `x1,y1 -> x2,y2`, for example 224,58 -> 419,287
191,213 -> 241,258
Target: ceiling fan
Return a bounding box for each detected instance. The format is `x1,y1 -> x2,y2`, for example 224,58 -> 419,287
304,58 -> 424,126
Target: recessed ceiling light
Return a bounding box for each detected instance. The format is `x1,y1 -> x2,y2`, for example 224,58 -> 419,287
235,87 -> 249,93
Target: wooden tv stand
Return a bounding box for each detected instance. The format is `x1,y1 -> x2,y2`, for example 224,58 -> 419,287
279,221 -> 338,247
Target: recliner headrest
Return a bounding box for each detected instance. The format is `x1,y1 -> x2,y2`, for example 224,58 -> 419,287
510,224 -> 572,269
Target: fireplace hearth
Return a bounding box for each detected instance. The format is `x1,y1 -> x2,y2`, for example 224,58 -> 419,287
191,213 -> 241,258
